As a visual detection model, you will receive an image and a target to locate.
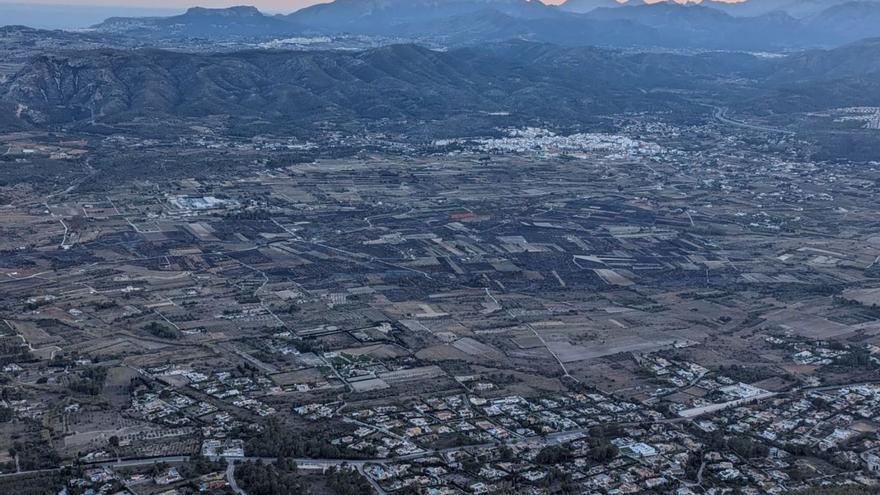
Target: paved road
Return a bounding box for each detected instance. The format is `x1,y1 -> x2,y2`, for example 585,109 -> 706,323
343,417 -> 409,442
357,463 -> 388,495
226,461 -> 246,495
712,105 -> 795,135
0,467 -> 59,479
677,391 -> 778,418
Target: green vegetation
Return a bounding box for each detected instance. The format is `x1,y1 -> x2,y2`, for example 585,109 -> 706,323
718,364 -> 776,384
327,466 -> 373,495
727,436 -> 769,459
10,440 -> 61,471
585,439 -> 619,463
178,453 -> 227,478
0,470 -> 65,495
535,445 -> 573,465
144,321 -> 181,340
832,346 -> 878,370
701,432 -> 769,459
245,420 -> 362,459
235,458 -> 303,495
0,339 -> 32,365
235,458 -> 371,495
684,452 -> 703,481
800,486 -> 880,495
67,367 -> 107,396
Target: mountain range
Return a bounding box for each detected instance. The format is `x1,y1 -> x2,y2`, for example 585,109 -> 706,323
700,0 -> 880,19
95,6 -> 304,38
82,0 -> 880,50
286,0 -> 563,32
560,0 -> 880,18
3,38 -> 879,134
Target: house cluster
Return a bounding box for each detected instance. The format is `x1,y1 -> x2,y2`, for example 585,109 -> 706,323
362,422 -> 716,494
61,466 -> 229,495
128,365 -> 278,443
636,354 -> 773,416
130,390 -> 205,426
298,390 -> 663,461
64,467 -> 122,495
764,334 -> 868,369
638,354 -> 710,392
182,134 -> 318,152
437,127 -> 669,159
148,365 -> 278,417
0,397 -> 47,420
201,438 -> 245,458
828,106 -> 880,130
693,384 -> 880,486
361,386 -> 880,495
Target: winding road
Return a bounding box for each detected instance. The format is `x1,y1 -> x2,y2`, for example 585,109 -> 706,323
711,105 -> 795,136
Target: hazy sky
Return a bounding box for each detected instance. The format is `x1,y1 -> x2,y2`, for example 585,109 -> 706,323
0,0 -> 574,14
0,0 -> 571,13
0,0 -> 741,15
0,1 -> 309,13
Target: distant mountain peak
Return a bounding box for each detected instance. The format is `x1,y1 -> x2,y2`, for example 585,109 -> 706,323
182,6 -> 264,17
84,0 -> 880,49
286,0 -> 558,32
93,4 -> 299,38
559,0 -> 622,14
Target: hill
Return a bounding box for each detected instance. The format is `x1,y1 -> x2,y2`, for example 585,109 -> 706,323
705,0 -> 880,18
558,0 -> 621,14
84,1 -> 880,50
286,0 -> 562,34
0,42 -> 758,131
93,6 -> 304,38
4,38 -> 880,134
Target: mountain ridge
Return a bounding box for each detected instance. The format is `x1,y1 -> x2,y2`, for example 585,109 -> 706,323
83,0 -> 880,50
4,39 -> 880,133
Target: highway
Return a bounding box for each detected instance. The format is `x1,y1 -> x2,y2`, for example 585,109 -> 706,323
711,105 -> 795,136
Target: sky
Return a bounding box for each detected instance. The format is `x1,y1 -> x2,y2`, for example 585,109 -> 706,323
0,0 -> 744,26
0,0 -> 387,12
3,0 -> 583,13
0,0 -> 587,30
